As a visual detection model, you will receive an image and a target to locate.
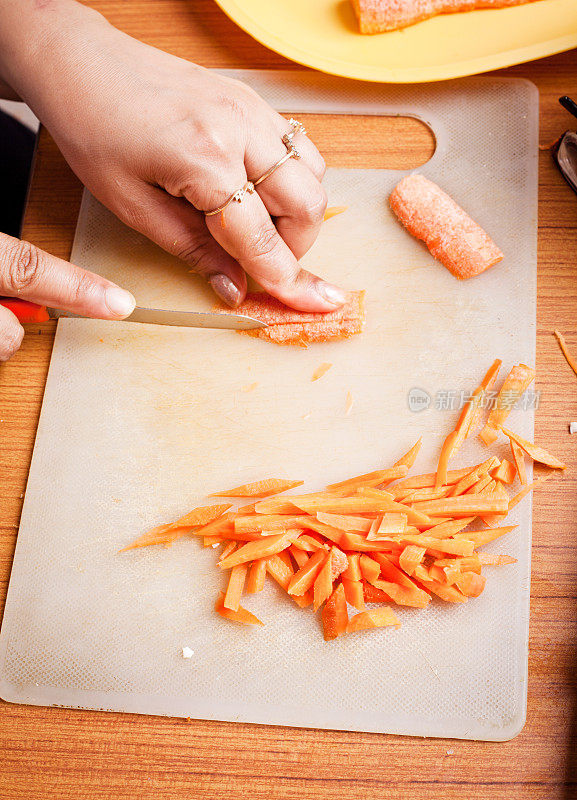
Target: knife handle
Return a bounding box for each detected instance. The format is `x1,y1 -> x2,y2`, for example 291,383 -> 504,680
0,297 -> 50,323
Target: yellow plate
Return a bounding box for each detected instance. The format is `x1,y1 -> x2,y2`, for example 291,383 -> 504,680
213,0 -> 577,83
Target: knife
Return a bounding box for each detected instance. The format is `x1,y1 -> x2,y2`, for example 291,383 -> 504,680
0,298 -> 267,331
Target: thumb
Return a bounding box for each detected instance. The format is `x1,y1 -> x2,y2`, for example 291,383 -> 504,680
0,232 -> 135,318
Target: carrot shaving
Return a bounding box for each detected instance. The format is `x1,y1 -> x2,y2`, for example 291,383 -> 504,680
479,363 -> 536,445
510,439 -> 528,486
346,607 -> 400,633
215,592 -> 263,625
477,553 -> 517,566
499,426 -> 566,470
399,545 -> 426,576
323,205 -> 348,221
345,391 -> 354,416
211,479 -> 304,498
554,330 -> 577,378
312,362 -> 333,381
491,459 -> 517,484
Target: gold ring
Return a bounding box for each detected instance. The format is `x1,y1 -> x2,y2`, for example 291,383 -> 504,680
204,181 -> 255,217
253,127 -> 303,188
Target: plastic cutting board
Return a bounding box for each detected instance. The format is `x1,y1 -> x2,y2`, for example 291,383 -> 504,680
0,72 -> 538,740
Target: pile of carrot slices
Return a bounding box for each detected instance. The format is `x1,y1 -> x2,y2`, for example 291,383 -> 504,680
122,361 -> 566,641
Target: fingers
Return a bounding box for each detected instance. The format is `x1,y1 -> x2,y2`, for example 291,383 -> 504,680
0,232 -> 135,318
121,185 -> 248,307
0,304 -> 24,362
244,117 -> 328,260
204,189 -> 346,312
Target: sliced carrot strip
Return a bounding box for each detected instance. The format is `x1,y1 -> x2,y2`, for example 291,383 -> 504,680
371,553 -> 431,607
368,513 -> 407,539
510,439 -> 528,486
399,545 -> 426,576
341,576 -> 366,610
168,503 -> 233,529
266,553 -> 294,591
312,362 -> 332,381
392,437 -> 423,471
448,456 -> 499,497
313,551 -> 335,611
304,518 -> 345,545
326,465 -> 408,494
479,363 -> 536,445
120,503 -> 233,551
402,486 -> 451,503
224,563 -> 248,611
491,459 -> 517,484
293,590 -> 314,608
289,544 -> 309,569
215,592 -> 263,625
357,489 -> 433,525
211,478 -> 303,498
465,359 -> 503,440
359,554 -> 381,583
330,547 -> 348,580
499,426 -> 566,470
390,464 -> 483,494
453,525 -> 517,546
322,583 -> 349,640
234,514 -> 309,533
392,535 -> 475,557
508,473 -> 552,511
342,553 -> 362,581
468,474 -> 493,494
554,329 -> 577,378
119,523 -> 173,552
424,517 -> 475,539
220,541 -> 237,561
412,494 -> 508,518
254,494 -> 335,515
339,532 -> 401,553
246,558 -> 267,594
292,533 -> 329,552
362,580 -> 392,604
346,607 -> 401,633
477,553 -> 517,566
219,531 -> 300,569
323,205 -> 348,221
316,512 -> 373,533
435,430 -> 458,489
287,549 -> 327,596
415,576 -> 468,603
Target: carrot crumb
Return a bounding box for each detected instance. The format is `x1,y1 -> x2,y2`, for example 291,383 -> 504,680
312,362 -> 332,382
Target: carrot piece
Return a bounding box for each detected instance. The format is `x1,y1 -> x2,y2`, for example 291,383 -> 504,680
453,525 -> 517,546
357,489 -> 433,526
217,290 -> 365,346
341,576 -> 366,610
118,523 -> 173,552
367,513 -> 407,539
390,463 -> 486,494
554,329 -> 577,378
266,554 -> 294,591
323,205 -> 348,221
479,364 -> 536,445
330,547 -> 348,580
399,545 -> 426,576
402,486 -> 451,503
362,580 -> 393,604
287,549 -> 327,596
219,531 -> 300,569
203,535 -> 224,547
339,532 -> 401,553
304,518 -> 345,546
424,517 -> 475,539
342,553 -> 362,581
120,503 -> 232,551
412,494 -> 508,518
215,592 -> 263,625
448,456 -> 499,497
414,576 -> 468,603
326,465 -> 409,494
359,554 -> 381,583
312,362 -> 332,381
313,550 -> 335,611
389,174 -> 504,280
224,563 -> 248,611
289,544 -> 310,568
211,478 -> 303,498
393,535 -> 475,557
510,439 -> 528,486
491,459 -> 517,484
292,590 -> 314,608
499,426 -> 566,470
468,474 -> 494,494
254,494 -> 335,515
449,360 -> 503,454
234,514 -> 309,533
322,583 -> 349,640
316,512 -> 373,533
220,541 -> 237,561
392,437 -> 423,471
477,553 -> 517,566
345,391 -> 354,415
346,607 -> 401,634
246,558 -> 267,594
292,533 -> 329,552
508,473 -> 552,511
435,431 -> 458,489
370,554 -> 431,607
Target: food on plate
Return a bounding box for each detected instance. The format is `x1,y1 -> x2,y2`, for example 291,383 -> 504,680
479,363 -> 536,445
389,174 -> 504,279
216,291 -> 365,346
351,0 -> 539,34
123,359 -> 565,640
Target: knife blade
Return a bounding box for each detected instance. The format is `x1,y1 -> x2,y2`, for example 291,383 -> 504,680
0,298 -> 267,331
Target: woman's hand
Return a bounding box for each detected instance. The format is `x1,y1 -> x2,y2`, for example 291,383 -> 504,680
0,231 -> 135,361
0,0 -> 345,312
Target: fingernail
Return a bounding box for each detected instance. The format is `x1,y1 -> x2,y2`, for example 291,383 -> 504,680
105,286 -> 136,317
316,281 -> 347,307
209,274 -> 242,307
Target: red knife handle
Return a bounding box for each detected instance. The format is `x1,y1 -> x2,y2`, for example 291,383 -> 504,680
0,298 -> 50,323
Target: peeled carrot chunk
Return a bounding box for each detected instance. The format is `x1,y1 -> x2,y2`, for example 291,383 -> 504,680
217,291 -> 365,347
322,583 -> 349,640
389,174 -> 504,280
342,576 -> 366,610
219,531 -> 300,569
211,478 -> 304,498
215,592 -> 263,626
510,439 -> 528,486
224,563 -> 248,611
346,607 -> 401,634
287,549 -> 327,596
479,364 -> 536,445
491,459 -> 517,484
499,426 -> 566,470
246,558 -> 267,594
399,545 -> 426,576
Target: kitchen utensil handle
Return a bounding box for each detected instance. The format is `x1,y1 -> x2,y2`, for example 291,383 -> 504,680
0,298 -> 50,323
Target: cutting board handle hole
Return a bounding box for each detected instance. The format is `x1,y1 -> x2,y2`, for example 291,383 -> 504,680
285,113 -> 436,170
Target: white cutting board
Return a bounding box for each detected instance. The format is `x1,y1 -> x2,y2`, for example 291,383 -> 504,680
0,73 -> 538,740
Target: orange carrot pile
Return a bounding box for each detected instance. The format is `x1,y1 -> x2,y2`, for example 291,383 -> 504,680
123,360 -> 565,641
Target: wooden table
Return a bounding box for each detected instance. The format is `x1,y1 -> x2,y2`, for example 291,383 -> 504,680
1,3 -> 576,798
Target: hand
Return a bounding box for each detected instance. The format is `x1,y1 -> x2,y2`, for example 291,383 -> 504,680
0,231 -> 135,361
0,0 -> 346,312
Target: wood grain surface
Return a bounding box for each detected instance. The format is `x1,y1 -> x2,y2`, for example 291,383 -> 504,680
1,2 -> 576,798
